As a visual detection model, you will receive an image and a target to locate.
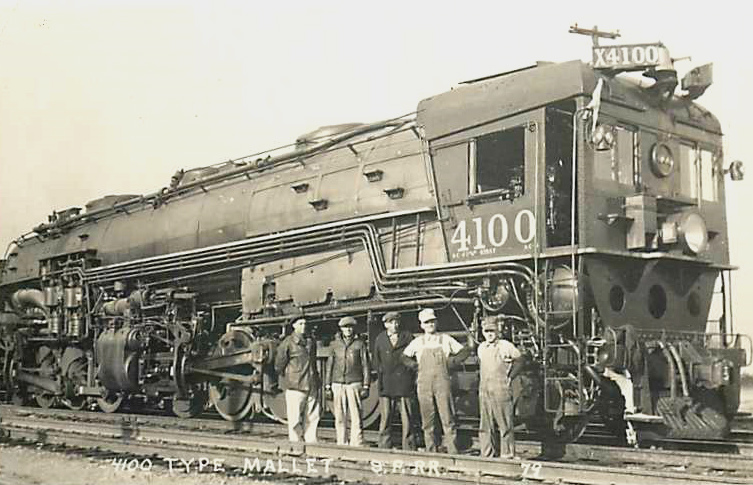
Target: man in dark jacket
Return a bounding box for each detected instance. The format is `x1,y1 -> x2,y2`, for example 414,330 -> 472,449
372,311 -> 419,450
325,316 -> 370,446
274,317 -> 320,443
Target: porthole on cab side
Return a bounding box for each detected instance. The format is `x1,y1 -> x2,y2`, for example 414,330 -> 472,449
650,143 -> 675,177
648,285 -> 667,319
609,285 -> 625,312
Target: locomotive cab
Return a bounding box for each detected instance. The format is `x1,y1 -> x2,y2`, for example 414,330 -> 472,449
418,37 -> 747,441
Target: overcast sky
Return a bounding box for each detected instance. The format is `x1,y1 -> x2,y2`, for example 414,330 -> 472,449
0,1 -> 751,336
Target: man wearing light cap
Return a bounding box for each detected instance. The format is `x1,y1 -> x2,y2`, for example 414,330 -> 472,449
477,315 -> 522,458
373,311 -> 419,450
402,308 -> 474,454
274,317 -> 321,443
325,316 -> 370,446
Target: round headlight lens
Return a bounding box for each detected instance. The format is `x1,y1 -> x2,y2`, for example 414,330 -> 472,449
677,212 -> 708,254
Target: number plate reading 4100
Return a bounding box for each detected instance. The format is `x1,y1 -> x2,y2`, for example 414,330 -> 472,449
593,43 -> 667,70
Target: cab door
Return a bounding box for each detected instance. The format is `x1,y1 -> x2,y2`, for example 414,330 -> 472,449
429,112 -> 542,262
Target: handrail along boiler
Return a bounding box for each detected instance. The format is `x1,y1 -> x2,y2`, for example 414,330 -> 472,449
0,27 -> 747,442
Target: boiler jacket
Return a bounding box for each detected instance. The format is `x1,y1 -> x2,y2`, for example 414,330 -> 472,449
275,332 -> 320,392
372,330 -> 415,397
326,334 -> 371,386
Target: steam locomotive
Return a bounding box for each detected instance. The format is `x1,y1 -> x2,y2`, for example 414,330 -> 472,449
0,28 -> 747,443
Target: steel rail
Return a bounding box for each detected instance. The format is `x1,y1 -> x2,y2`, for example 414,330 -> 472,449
3,406 -> 753,476
1,413 -> 749,485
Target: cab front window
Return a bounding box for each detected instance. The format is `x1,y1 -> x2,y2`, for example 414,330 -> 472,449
679,143 -> 698,199
593,125 -> 635,185
700,149 -> 718,202
679,143 -> 720,202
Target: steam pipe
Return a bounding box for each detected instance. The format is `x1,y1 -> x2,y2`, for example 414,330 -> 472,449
667,343 -> 690,397
15,371 -> 61,394
102,298 -> 130,316
11,289 -> 50,317
658,341 -> 677,399
232,297 -> 477,326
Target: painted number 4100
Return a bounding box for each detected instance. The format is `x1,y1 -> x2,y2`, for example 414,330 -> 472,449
450,211 -> 535,252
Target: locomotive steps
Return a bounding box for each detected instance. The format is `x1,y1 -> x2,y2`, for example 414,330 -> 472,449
0,405 -> 750,485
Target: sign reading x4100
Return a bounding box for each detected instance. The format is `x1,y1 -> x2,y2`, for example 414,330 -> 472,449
593,43 -> 669,70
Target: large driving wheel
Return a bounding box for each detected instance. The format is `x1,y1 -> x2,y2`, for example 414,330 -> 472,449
209,329 -> 256,421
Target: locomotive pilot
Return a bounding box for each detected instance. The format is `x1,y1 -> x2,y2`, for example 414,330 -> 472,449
402,308 -> 474,454
477,316 -> 522,458
373,311 -> 420,450
274,317 -> 321,443
325,316 -> 371,446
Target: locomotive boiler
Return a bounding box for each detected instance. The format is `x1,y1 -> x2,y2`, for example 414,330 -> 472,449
0,27 -> 747,443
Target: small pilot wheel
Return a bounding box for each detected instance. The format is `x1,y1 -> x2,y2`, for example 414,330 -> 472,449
172,387 -> 208,419
97,392 -> 123,413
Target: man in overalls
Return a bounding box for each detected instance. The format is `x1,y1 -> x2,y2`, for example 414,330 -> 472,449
402,308 -> 474,454
477,316 -> 522,458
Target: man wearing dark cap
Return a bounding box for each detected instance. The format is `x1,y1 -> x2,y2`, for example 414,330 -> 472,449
274,317 -> 321,443
477,316 -> 522,458
373,311 -> 419,450
325,316 -> 370,446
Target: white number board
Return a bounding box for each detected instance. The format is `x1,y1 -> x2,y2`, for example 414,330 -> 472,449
592,43 -> 668,70
450,210 -> 535,259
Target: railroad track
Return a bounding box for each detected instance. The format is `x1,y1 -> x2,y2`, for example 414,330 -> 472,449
1,405 -> 751,485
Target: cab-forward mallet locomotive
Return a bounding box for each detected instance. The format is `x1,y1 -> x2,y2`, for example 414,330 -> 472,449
0,28 -> 748,443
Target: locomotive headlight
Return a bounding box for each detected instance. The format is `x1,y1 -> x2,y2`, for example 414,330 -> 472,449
667,211 -> 708,254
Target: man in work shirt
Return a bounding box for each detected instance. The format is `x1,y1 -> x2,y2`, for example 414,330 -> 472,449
477,316 -> 522,458
373,311 -> 419,450
274,317 -> 321,443
325,316 -> 370,446
402,308 -> 474,454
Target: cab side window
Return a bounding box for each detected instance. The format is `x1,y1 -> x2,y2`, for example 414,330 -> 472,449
469,126 -> 525,199
700,149 -> 718,202
593,125 -> 635,185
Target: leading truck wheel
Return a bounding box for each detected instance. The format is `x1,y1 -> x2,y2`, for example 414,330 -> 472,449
97,392 -> 123,413
34,346 -> 58,409
172,388 -> 208,419
62,358 -> 88,410
209,329 -> 256,421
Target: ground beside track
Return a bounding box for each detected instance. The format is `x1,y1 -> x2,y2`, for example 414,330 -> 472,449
740,379 -> 753,413
0,444 -> 271,485
3,380 -> 753,485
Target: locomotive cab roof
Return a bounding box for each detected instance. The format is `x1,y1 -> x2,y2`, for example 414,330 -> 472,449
417,59 -> 721,141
